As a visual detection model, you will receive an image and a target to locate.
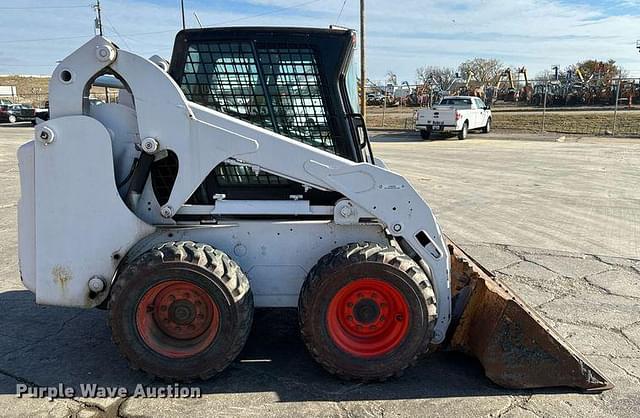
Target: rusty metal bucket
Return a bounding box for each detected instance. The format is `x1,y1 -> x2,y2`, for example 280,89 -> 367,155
445,239 -> 613,392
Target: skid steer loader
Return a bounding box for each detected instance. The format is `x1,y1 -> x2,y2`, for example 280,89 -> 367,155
17,27 -> 612,390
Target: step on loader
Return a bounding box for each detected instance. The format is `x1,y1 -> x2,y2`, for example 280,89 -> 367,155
17,27 -> 612,391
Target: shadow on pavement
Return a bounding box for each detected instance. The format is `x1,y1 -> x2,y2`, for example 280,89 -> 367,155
0,290 -> 558,402
370,131 -> 465,143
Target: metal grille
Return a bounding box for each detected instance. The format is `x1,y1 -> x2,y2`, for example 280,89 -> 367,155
258,44 -> 337,153
180,42 -> 273,130
178,40 -> 338,189
215,164 -> 289,186
150,152 -> 179,205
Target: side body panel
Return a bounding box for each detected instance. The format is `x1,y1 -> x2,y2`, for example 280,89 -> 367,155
128,222 -> 389,307
31,116 -> 155,307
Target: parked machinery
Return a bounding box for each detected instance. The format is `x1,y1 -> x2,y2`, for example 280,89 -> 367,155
496,69 -> 517,102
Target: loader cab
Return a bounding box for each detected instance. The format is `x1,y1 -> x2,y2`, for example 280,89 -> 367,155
155,26 -> 369,207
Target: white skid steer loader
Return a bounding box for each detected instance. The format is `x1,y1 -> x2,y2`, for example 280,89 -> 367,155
18,27 -> 611,390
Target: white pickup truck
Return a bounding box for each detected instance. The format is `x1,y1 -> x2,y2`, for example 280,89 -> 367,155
415,96 -> 492,140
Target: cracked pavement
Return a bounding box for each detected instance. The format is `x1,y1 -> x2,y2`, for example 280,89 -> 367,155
0,126 -> 639,417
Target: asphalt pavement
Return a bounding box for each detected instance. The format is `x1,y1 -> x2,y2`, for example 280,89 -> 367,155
0,125 -> 638,417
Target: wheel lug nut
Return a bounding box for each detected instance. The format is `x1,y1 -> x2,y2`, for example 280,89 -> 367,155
357,293 -> 363,299
347,315 -> 353,321
347,302 -> 353,308
396,314 -> 404,321
380,316 -> 385,321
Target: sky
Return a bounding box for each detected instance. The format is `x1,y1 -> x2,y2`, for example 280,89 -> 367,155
0,0 -> 639,83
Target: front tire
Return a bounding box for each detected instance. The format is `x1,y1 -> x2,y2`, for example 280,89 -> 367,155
109,241 -> 253,381
458,121 -> 468,140
299,242 -> 437,381
482,118 -> 491,134
8,115 -> 17,124
420,130 -> 431,140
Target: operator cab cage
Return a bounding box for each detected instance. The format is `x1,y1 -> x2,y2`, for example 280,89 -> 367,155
153,26 -> 368,206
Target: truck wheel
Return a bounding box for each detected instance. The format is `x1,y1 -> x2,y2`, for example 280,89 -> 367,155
109,241 -> 253,381
8,115 -> 17,124
458,122 -> 468,140
420,130 -> 431,140
482,118 -> 491,134
299,242 -> 437,381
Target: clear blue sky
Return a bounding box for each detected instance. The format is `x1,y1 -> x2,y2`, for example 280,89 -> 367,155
0,0 -> 639,82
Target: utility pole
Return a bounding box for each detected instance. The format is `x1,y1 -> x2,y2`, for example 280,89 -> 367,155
181,0 -> 186,30
94,0 -> 107,102
359,0 -> 366,118
94,0 -> 103,36
613,71 -> 622,136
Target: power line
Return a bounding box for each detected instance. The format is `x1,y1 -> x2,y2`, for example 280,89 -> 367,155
0,29 -> 175,44
207,0 -> 322,26
0,34 -> 93,44
336,0 -> 349,24
0,4 -> 91,10
0,1 -> 322,45
105,16 -> 132,50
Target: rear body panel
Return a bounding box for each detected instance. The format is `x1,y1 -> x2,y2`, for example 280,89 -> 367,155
416,108 -> 461,132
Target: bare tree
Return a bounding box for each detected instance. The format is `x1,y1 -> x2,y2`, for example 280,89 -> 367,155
458,58 -> 504,85
534,69 -> 555,81
574,59 -> 628,81
416,66 -> 456,90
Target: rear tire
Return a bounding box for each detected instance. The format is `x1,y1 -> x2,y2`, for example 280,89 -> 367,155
482,118 -> 491,134
109,241 -> 253,381
299,242 -> 437,381
420,130 -> 431,140
458,122 -> 468,140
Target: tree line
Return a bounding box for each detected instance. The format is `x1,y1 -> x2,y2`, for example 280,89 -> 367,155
384,58 -> 627,91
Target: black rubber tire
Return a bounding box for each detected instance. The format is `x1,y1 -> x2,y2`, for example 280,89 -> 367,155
420,130 -> 431,140
109,241 -> 253,381
298,242 -> 437,382
458,122 -> 468,140
482,118 -> 491,134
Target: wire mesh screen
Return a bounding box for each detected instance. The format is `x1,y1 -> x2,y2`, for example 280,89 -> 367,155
215,164 -> 289,186
258,44 -> 337,153
178,40 -> 339,188
180,42 -> 274,130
